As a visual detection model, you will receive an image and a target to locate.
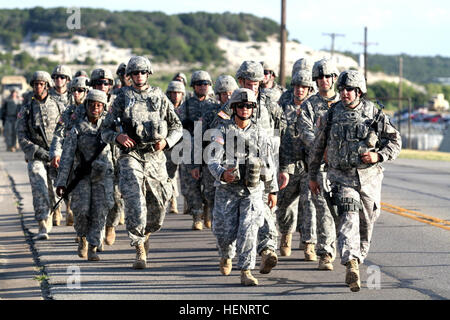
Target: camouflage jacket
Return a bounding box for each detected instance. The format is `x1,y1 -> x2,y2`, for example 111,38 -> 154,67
17,94 -> 65,161
49,87 -> 71,106
1,98 -> 21,120
101,85 -> 183,159
50,102 -> 86,159
56,114 -> 114,208
308,99 -> 402,187
207,118 -> 278,196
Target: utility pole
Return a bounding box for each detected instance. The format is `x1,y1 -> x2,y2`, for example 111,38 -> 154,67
322,32 -> 345,57
279,0 -> 287,87
353,26 -> 378,81
398,56 -> 403,133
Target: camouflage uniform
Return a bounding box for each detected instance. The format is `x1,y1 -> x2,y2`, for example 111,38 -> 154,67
309,97 -> 401,265
298,92 -> 339,257
177,71 -> 219,224
17,72 -> 65,224
101,83 -> 183,247
1,96 -> 21,150
208,114 -> 278,271
56,111 -> 114,248
277,82 -> 314,240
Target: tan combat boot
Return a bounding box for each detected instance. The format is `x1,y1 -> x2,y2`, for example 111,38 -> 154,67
77,237 -> 88,258
240,270 -> 258,286
133,242 -> 147,269
45,215 -> 53,234
33,220 -> 49,240
119,210 -> 125,225
304,243 -> 317,261
220,258 -> 232,276
203,206 -> 212,229
169,197 -> 178,214
144,232 -> 151,255
75,236 -> 80,243
53,207 -> 62,226
105,226 -> 116,245
318,253 -> 334,270
87,244 -> 100,261
192,214 -> 203,230
280,233 -> 292,256
259,249 -> 278,274
66,203 -> 74,226
346,259 -> 361,292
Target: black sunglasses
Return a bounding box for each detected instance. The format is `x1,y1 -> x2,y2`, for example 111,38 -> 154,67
264,70 -> 273,76
235,103 -> 255,109
338,86 -> 356,92
92,79 -> 112,86
317,74 -> 333,80
73,88 -> 86,93
52,75 -> 67,80
131,70 -> 148,76
193,80 -> 210,86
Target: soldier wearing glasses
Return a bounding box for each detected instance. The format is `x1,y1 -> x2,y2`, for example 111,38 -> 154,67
208,88 -> 278,286
297,58 -> 340,269
308,70 -> 401,292
101,56 -> 182,269
50,65 -> 72,106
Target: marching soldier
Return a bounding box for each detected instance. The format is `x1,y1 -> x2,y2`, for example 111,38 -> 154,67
308,70 -> 401,291
208,88 -> 278,286
101,56 -> 182,269
16,71 -> 65,240
1,88 -> 22,152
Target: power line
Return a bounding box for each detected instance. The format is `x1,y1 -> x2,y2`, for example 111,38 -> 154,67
353,26 -> 378,81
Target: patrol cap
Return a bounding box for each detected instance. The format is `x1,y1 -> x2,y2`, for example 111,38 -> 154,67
30,71 -> 53,87
167,80 -> 185,93
229,88 -> 258,106
236,61 -> 264,82
214,75 -> 238,94
337,70 -> 367,94
86,89 -> 108,105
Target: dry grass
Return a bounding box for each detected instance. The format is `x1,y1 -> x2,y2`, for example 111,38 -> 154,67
398,149 -> 450,161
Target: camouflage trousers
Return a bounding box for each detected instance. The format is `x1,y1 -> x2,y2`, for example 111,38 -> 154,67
71,176 -> 113,247
179,164 -> 204,217
276,170 -> 315,237
212,186 -> 264,270
310,170 -> 337,258
3,119 -> 17,149
27,160 -> 57,222
257,191 -> 278,254
118,153 -> 172,247
106,182 -> 123,228
165,151 -> 179,199
331,168 -> 383,265
202,164 -> 216,217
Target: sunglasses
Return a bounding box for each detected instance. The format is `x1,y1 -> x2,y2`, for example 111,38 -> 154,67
52,75 -> 67,80
92,79 -> 112,86
131,70 -> 148,76
73,88 -> 86,93
317,74 -> 333,80
264,70 -> 273,76
193,80 -> 211,86
236,103 -> 255,109
338,86 -> 356,92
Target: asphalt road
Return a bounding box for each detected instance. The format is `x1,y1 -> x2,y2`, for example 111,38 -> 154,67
1,139 -> 449,304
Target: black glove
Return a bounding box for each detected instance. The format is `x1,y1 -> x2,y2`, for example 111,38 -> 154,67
35,148 -> 51,162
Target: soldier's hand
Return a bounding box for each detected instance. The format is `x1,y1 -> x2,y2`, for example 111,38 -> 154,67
191,168 -> 201,180
278,172 -> 289,190
56,186 -> 66,198
116,134 -> 136,148
268,193 -> 277,209
51,156 -> 60,169
222,168 -> 237,183
154,139 -> 167,151
361,151 -> 379,164
309,180 -> 320,196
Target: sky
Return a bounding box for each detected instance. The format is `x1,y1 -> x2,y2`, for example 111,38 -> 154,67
2,0 -> 449,57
